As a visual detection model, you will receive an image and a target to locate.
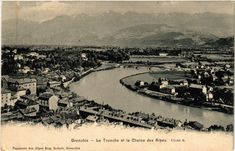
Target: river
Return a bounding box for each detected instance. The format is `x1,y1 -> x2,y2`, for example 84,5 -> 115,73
70,67 -> 233,127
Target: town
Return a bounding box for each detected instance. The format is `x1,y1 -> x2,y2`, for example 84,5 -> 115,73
1,45 -> 234,132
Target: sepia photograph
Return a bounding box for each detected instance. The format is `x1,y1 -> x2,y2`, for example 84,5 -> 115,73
1,1 -> 234,151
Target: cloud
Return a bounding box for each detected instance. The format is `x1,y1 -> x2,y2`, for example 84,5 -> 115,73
2,1 -> 234,22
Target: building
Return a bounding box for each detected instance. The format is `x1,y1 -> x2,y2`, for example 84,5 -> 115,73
86,115 -> 99,122
81,53 -> 88,61
135,80 -> 145,87
8,78 -> 37,95
171,79 -> 188,86
11,87 -> 27,99
27,52 -> 39,57
58,98 -> 73,110
187,121 -> 203,130
19,66 -> 31,74
188,84 -> 207,94
1,89 -> 12,107
160,85 -> 176,94
159,78 -> 168,89
37,55 -> 47,59
47,81 -> 61,88
207,93 -> 213,101
14,54 -> 23,60
159,53 -> 168,56
15,95 -> 40,117
38,93 -> 59,111
42,68 -> 49,74
1,75 -> 9,89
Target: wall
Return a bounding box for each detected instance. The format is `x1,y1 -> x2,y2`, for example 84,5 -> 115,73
48,95 -> 59,111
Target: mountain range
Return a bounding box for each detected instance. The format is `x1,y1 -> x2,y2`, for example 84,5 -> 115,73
2,11 -> 234,47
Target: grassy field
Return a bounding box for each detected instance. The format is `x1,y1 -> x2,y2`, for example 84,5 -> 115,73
125,56 -> 187,63
195,54 -> 233,60
122,70 -> 185,85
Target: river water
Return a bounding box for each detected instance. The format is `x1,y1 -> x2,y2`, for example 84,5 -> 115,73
70,67 -> 233,127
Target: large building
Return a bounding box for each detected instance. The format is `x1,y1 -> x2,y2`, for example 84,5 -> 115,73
8,78 -> 37,95
15,95 -> 40,117
188,84 -> 207,95
1,89 -> 12,107
38,93 -> 59,111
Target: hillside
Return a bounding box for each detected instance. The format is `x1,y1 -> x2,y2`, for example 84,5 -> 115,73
2,12 -> 234,47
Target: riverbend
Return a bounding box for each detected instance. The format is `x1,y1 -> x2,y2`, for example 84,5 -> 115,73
70,67 -> 233,127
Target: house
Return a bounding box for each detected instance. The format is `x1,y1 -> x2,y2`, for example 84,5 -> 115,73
8,78 -> 37,95
11,87 -> 26,99
1,111 -> 24,121
206,93 -> 213,101
19,108 -> 38,117
14,54 -> 23,60
74,67 -> 84,72
15,95 -> 39,117
42,68 -> 49,74
71,96 -> 87,107
35,77 -> 48,89
187,121 -> 203,130
171,79 -> 188,86
159,53 -> 168,56
58,98 -> 73,110
86,115 -> 99,122
1,76 -> 9,89
188,84 -> 207,94
47,81 -> 61,88
1,89 -> 12,107
37,55 -> 47,59
159,78 -> 168,89
135,80 -> 145,87
157,117 -> 177,128
59,75 -> 67,82
38,92 -> 59,111
20,94 -> 39,104
19,66 -> 31,74
13,49 -> 17,54
81,53 -> 88,61
160,85 -> 176,94
27,52 -> 39,57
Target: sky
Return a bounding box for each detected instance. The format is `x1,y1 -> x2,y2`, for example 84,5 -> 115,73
2,1 -> 234,22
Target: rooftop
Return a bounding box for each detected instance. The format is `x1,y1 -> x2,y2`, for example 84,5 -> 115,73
8,78 -> 37,84
39,92 -> 54,100
21,94 -> 38,101
16,99 -> 39,106
189,84 -> 205,89
1,88 -> 11,94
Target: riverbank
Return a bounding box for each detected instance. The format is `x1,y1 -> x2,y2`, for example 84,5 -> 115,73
69,67 -> 233,128
72,62 -> 120,83
120,72 -> 233,115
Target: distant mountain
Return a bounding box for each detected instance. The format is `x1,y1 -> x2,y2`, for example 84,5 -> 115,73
206,37 -> 234,48
101,24 -> 219,47
2,12 -> 234,47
